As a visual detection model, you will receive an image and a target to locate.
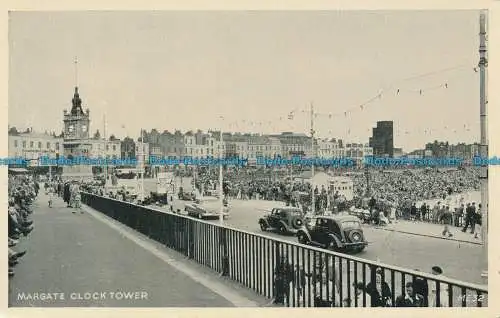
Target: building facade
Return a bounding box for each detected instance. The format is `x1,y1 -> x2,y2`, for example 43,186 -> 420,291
369,121 -> 394,157
88,138 -> 121,159
8,130 -> 63,162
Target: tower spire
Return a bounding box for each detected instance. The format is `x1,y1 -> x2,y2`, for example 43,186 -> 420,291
74,56 -> 78,88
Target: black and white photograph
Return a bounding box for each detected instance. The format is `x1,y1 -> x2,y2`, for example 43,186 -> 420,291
6,10 -> 490,308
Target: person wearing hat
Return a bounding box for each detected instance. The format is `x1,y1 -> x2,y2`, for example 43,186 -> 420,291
395,282 -> 425,307
430,266 -> 449,307
362,267 -> 393,307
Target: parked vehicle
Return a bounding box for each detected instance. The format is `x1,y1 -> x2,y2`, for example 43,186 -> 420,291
184,197 -> 229,220
178,187 -> 196,201
259,207 -> 305,234
296,215 -> 368,253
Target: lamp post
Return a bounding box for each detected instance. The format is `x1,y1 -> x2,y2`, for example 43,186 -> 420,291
140,129 -> 145,201
103,114 -> 108,189
310,103 -> 316,215
478,11 -> 488,280
219,116 -> 224,225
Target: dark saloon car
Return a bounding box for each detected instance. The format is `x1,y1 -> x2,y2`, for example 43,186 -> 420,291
296,215 -> 367,253
259,207 -> 305,235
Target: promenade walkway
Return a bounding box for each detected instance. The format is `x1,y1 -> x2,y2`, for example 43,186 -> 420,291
8,193 -> 266,307
373,220 -> 483,245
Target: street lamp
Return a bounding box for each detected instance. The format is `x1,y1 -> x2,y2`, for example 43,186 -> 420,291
140,129 -> 145,202
219,116 -> 224,225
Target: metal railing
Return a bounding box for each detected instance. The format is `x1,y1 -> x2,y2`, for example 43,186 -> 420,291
81,192 -> 488,308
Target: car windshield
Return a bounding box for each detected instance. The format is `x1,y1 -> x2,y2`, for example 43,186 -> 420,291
342,220 -> 361,228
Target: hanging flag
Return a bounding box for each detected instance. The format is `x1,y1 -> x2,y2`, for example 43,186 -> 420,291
445,83 -> 448,88
396,89 -> 400,95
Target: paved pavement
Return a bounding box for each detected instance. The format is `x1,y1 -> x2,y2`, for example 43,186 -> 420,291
376,220 -> 482,244
8,192 -> 257,307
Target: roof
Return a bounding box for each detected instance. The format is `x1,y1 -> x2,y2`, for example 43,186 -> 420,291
278,207 -> 303,211
314,215 -> 359,222
8,168 -> 28,173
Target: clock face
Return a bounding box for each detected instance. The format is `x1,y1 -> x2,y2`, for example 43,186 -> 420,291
68,125 -> 74,133
82,125 -> 87,132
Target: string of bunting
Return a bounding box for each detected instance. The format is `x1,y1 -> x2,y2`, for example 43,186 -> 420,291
217,63 -> 478,137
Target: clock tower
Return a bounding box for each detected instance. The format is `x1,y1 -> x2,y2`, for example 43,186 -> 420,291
61,85 -> 94,181
63,86 -> 92,158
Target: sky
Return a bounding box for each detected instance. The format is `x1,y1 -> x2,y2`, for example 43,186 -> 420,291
8,10 -> 483,151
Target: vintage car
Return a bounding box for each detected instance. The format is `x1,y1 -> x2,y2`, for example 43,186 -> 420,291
184,197 -> 230,220
259,207 -> 305,234
178,188 -> 196,201
142,192 -> 169,206
348,206 -> 372,223
296,215 -> 368,253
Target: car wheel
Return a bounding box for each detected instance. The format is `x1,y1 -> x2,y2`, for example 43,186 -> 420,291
297,233 -> 309,245
327,240 -> 339,251
260,222 -> 267,231
356,246 -> 366,253
279,225 -> 287,234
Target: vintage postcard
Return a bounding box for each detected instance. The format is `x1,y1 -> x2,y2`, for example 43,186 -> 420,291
2,2 -> 498,318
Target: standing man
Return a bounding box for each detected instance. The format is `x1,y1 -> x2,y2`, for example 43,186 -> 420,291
441,206 -> 453,237
462,203 -> 474,233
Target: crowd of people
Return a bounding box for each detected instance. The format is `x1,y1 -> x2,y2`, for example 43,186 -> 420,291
193,166 -> 480,217
272,253 -> 452,307
8,175 -> 38,277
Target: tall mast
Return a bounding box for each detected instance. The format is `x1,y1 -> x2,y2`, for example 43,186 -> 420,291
478,10 -> 488,279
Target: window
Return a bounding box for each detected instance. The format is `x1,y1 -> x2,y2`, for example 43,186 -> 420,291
38,142 -> 42,149
14,140 -> 18,147
47,142 -> 51,149
22,141 -> 26,148
113,145 -> 116,151
106,145 -> 109,151
30,141 -> 34,148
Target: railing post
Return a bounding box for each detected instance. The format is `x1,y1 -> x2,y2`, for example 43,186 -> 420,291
219,227 -> 229,276
188,219 -> 195,259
